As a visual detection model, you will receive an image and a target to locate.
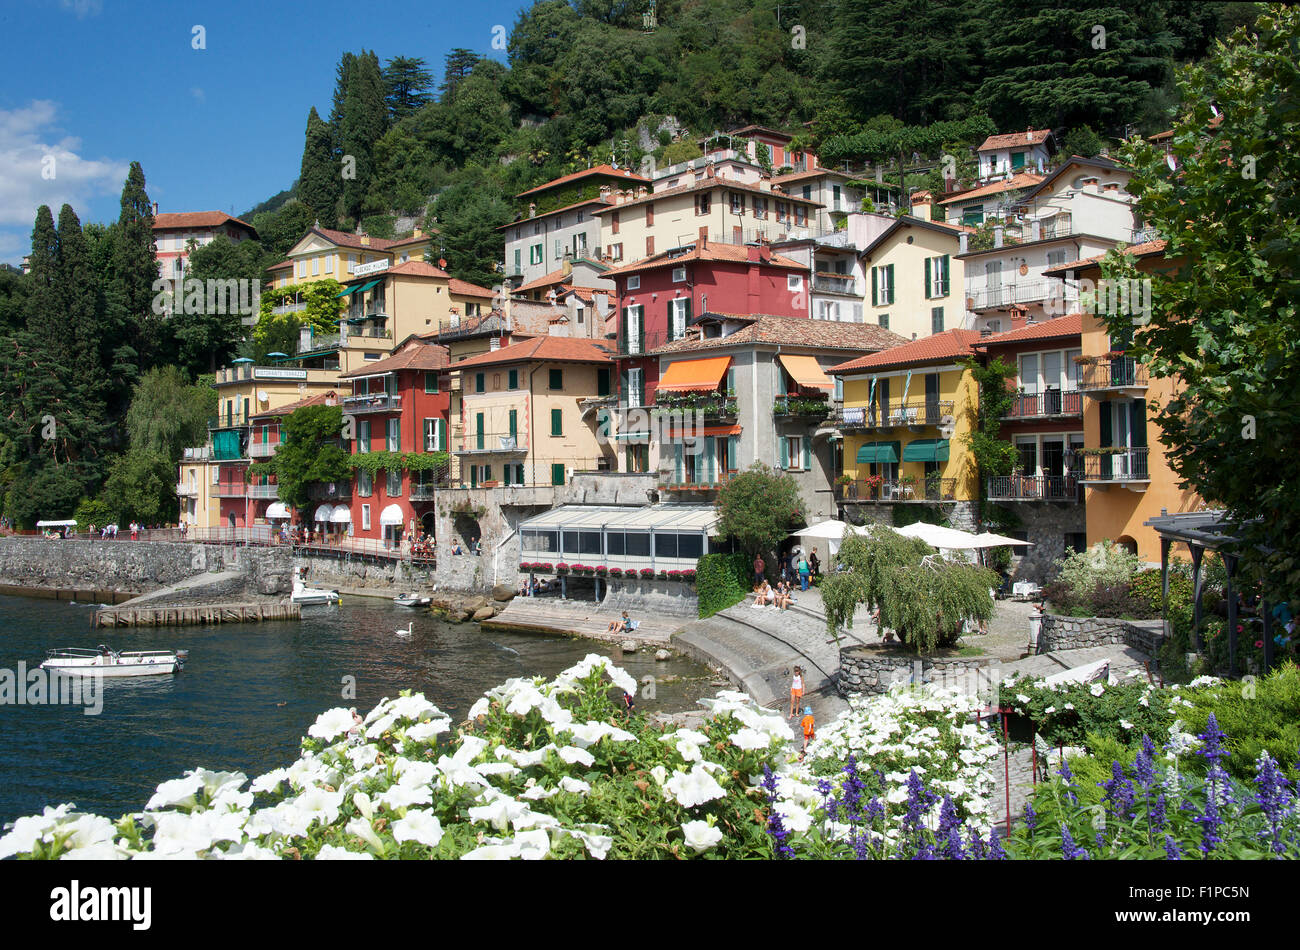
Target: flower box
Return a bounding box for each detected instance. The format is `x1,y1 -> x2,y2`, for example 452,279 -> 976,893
638,568 -> 654,578
609,568 -> 624,578
555,562 -> 570,574
681,569 -> 697,581
595,566 -> 608,576
656,570 -> 669,580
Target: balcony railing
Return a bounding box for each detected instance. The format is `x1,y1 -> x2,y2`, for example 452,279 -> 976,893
271,301 -> 305,316
835,400 -> 954,430
1079,357 -> 1148,392
1003,389 -> 1083,420
659,472 -> 737,492
986,474 -> 1081,501
650,395 -> 738,421
342,392 -> 401,413
773,396 -> 831,418
297,332 -> 341,354
617,327 -> 672,357
342,327 -> 393,344
1081,448 -> 1150,482
456,433 -> 529,455
209,413 -> 252,429
212,484 -> 247,498
837,477 -> 957,502
247,484 -> 281,499
967,281 -> 1052,310
176,482 -> 198,497
248,441 -> 279,458
307,482 -> 352,501
813,274 -> 857,295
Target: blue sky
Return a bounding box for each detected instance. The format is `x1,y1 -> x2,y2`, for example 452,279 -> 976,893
0,0 -> 528,263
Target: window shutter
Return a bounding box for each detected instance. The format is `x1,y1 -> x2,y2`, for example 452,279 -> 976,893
728,435 -> 739,471
941,255 -> 950,295
508,369 -> 517,390
1131,400 -> 1148,447
551,407 -> 562,436
619,308 -> 627,352
1099,403 -> 1113,447
779,436 -> 788,470
667,301 -> 675,341
621,369 -> 629,405
674,443 -> 684,484
871,267 -> 878,307
683,296 -> 692,325
803,437 -> 811,471
638,308 -> 645,350
924,257 -> 931,299
438,419 -> 447,452
637,369 -> 645,407
704,438 -> 716,482
886,264 -> 894,303
509,409 -> 517,439
597,368 -> 610,396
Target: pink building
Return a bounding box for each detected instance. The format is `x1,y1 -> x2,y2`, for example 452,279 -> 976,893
153,207 -> 258,282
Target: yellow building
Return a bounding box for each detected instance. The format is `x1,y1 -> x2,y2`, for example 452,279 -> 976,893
829,329 -> 983,515
449,336 -> 615,488
858,207 -> 973,341
1045,240 -> 1202,563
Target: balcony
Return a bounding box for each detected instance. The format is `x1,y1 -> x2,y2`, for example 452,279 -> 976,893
248,441 -> 279,458
773,396 -> 831,419
813,274 -> 857,295
247,483 -> 281,499
342,392 -> 401,414
834,400 -> 954,430
1078,357 -> 1148,394
651,395 -> 738,421
212,484 -> 247,498
176,482 -> 198,497
837,477 -> 957,503
617,327 -> 671,358
307,482 -> 352,502
209,413 -> 252,429
658,472 -> 737,494
342,327 -> 393,344
297,332 -> 341,354
271,300 -> 305,316
986,474 -> 1081,502
1003,389 -> 1083,420
1080,448 -> 1151,485
409,481 -> 447,501
967,281 -> 1053,310
456,433 -> 529,456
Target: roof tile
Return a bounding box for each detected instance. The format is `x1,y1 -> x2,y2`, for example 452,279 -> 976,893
828,329 -> 983,373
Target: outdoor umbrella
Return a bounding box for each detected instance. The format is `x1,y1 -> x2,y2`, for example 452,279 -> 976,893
971,531 -> 1032,548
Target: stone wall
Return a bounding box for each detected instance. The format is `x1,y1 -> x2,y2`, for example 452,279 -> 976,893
1005,504 -> 1086,584
294,553 -> 437,594
840,500 -> 979,532
600,578 -> 699,618
1034,613 -> 1165,656
838,644 -> 993,696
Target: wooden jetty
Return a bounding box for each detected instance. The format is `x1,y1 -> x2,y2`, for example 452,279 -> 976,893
92,602 -> 300,628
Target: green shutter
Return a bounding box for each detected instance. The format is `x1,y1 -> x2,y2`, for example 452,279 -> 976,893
551,407 -> 562,436
932,307 -> 944,334
619,309 -> 627,352
476,413 -> 484,450
667,301 -> 675,341
597,368 -> 610,396
438,419 -> 447,452
508,369 -> 518,390
551,463 -> 565,486
728,435 -> 739,472
941,255 -> 950,295
1131,400 -> 1148,447
470,465 -> 478,488
503,465 -> 512,487
550,368 -> 563,389
683,296 -> 692,326
886,264 -> 894,303
637,370 -> 645,407
871,267 -> 878,307
780,436 -> 788,470
509,409 -> 517,440
475,372 -> 484,393
1099,404 -> 1113,447
924,257 -> 931,299
803,437 -> 811,471
704,438 -> 715,482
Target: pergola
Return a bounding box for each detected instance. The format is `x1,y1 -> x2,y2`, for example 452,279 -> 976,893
1144,509 -> 1280,674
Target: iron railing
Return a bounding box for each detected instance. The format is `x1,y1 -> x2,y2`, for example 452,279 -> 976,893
834,400 -> 954,429
342,392 -> 401,413
837,477 -> 957,502
986,474 -> 1081,501
774,396 -> 832,417
1078,357 -> 1148,391
1081,448 -> 1150,481
248,441 -> 278,458
967,281 -> 1053,309
246,484 -> 281,499
813,274 -> 857,295
1003,389 -> 1083,419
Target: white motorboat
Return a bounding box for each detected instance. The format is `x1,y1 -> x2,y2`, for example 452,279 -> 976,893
291,568 -> 340,606
40,646 -> 186,677
394,592 -> 431,607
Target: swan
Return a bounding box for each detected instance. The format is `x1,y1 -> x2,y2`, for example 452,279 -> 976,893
396,621 -> 414,637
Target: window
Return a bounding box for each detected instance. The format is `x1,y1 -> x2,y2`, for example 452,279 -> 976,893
646,204 -> 654,226
787,275 -> 803,292
358,470 -> 373,497
627,367 -> 643,408
1011,151 -> 1026,170
871,265 -> 895,306
551,463 -> 565,486
475,372 -> 485,394
781,436 -> 808,471
576,211 -> 585,224
776,202 -> 789,222
1046,248 -> 1068,268
508,408 -> 518,441
754,197 -> 768,219
626,275 -> 640,290
508,369 -> 518,390
730,192 -> 745,215
424,371 -> 439,393
672,266 -> 686,283
513,249 -> 521,273
646,236 -> 655,257
362,504 -> 371,531
576,306 -> 584,325
572,232 -> 587,255
423,418 -> 444,452
668,298 -> 692,341
386,469 -> 402,496
622,305 -> 644,356
597,367 -> 610,396
925,255 -> 950,298
831,185 -> 841,211
357,420 -> 371,453
529,244 -> 542,265
476,413 -> 485,450
1019,354 -> 1039,393
550,407 -> 563,437
348,255 -> 357,274
695,193 -> 711,215
324,254 -> 333,273
386,418 -> 400,452
609,243 -> 623,262
962,205 -> 984,226
549,368 -> 563,390
554,239 -> 562,260
311,256 -> 319,276
931,307 -> 944,334
795,206 -> 807,226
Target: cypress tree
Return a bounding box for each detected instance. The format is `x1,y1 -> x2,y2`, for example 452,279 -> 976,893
339,50 -> 389,224
111,162 -> 165,368
298,106 -> 341,227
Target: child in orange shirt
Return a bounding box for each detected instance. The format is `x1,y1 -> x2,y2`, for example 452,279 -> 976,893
800,705 -> 815,753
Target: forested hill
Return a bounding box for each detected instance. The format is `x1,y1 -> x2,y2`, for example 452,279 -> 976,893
245,0 -> 1257,286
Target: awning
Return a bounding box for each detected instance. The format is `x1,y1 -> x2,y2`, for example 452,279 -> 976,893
314,504 -> 333,522
36,519 -> 77,527
666,424 -> 741,440
266,503 -> 291,519
335,285 -> 361,298
330,505 -> 352,524
855,441 -> 900,464
655,356 -> 732,393
902,438 -> 950,462
379,504 -> 404,526
778,354 -> 833,392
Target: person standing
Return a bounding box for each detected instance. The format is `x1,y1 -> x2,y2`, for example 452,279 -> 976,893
753,554 -> 765,587
798,552 -> 811,591
809,548 -> 820,579
789,666 -> 804,717
800,705 -> 816,753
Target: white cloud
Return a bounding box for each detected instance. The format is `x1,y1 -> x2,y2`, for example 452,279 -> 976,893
0,100 -> 129,238
60,0 -> 104,18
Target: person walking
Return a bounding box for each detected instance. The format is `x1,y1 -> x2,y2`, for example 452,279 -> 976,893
753,554 -> 765,588
798,552 -> 811,591
800,705 -> 816,754
789,666 -> 805,718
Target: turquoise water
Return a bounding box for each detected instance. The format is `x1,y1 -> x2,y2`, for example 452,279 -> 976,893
0,594 -> 708,826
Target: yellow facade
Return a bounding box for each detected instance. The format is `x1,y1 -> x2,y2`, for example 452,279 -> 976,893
177,455 -> 222,529
861,219 -> 967,341
837,363 -> 979,503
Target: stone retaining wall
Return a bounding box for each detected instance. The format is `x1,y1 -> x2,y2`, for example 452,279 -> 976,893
838,645 -> 993,696
600,578 -> 699,618
1035,613 -> 1165,656
295,554 -> 437,593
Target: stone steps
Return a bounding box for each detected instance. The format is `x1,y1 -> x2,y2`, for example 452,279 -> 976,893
484,599 -> 681,645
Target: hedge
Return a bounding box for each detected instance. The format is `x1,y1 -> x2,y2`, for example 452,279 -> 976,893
697,552 -> 750,619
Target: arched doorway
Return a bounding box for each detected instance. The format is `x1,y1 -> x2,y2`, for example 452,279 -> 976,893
420,511 -> 436,538
1116,535 -> 1138,556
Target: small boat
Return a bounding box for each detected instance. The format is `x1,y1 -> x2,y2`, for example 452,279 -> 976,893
40,646 -> 186,677
394,593 -> 431,607
291,569 -> 340,606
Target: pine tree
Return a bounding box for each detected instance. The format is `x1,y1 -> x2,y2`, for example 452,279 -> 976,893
298,107 -> 341,227
439,49 -> 479,101
384,56 -> 434,120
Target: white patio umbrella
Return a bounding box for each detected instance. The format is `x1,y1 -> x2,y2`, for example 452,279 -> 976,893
895,522 -> 985,550
972,531 -> 1033,548
789,519 -> 862,562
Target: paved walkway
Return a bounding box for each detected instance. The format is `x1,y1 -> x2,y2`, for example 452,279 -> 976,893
484,598 -> 684,646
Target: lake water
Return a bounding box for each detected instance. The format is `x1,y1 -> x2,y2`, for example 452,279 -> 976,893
0,593 -> 711,826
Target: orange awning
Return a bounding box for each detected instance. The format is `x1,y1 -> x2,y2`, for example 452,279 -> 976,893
656,355 -> 732,393
779,354 -> 833,392
666,424 -> 742,439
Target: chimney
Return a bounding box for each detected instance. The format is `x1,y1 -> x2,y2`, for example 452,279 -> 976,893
747,245 -> 761,262
706,164 -> 716,179
993,226 -> 1004,248
599,184 -> 612,201
413,227 -> 422,238
360,235 -> 370,246
152,201 -> 159,216
959,232 -> 969,253
636,186 -> 647,199
529,203 -> 537,218
759,177 -> 771,192
909,191 -> 932,219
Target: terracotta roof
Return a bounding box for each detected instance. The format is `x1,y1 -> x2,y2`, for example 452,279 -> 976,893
451,336 -> 613,369
1041,240 -> 1168,276
975,314 -> 1083,347
268,259 -> 293,270
516,164 -> 648,199
770,168 -> 855,185
593,176 -> 822,215
385,260 -> 451,279
514,268 -> 570,293
652,314 -> 908,356
388,230 -> 438,246
828,329 -> 983,374
497,197 -> 612,230
310,227 -> 401,251
449,278 -> 496,299
938,173 -> 1045,205
420,311 -> 505,341
154,211 -> 256,233
250,391 -> 338,419
978,129 -> 1053,152
727,125 -> 794,142
602,241 -> 806,277
338,340 -> 449,378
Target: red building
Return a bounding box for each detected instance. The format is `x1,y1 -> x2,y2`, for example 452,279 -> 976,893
601,240 -> 809,430
337,338 -> 451,547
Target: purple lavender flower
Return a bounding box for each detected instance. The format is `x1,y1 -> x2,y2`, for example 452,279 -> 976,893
899,770 -> 938,860
1058,759 -> 1079,805
1023,801 -> 1038,832
1197,713 -> 1229,769
967,828 -> 987,859
1195,782 -> 1223,855
1060,823 -> 1089,860
1253,751 -> 1294,857
988,832 -> 1007,860
1134,735 -> 1157,791
761,764 -> 795,859
1150,792 -> 1168,833
1164,834 -> 1182,859
1100,760 -> 1136,819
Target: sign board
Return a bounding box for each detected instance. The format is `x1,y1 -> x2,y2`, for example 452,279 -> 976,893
254,367 -> 308,380
353,259 -> 390,277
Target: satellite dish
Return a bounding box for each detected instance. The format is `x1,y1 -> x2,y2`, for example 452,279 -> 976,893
257,390 -> 269,403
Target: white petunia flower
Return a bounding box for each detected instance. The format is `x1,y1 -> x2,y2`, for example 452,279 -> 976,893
557,746 -> 595,768
308,708 -> 356,742
665,766 -> 726,808
316,844 -> 374,860
681,819 -> 723,852
0,804 -> 75,859
392,809 -> 444,849
559,776 -> 591,795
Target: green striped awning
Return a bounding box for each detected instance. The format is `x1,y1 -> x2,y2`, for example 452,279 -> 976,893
902,438 -> 950,462
855,441 -> 900,464
335,286 -> 359,298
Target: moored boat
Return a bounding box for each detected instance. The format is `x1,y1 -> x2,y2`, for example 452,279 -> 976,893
291,568 -> 340,605
393,593 -> 431,607
40,646 -> 186,677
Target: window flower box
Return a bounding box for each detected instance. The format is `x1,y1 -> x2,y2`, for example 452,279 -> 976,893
681,569 -> 697,581
555,562 -> 570,574
638,568 -> 655,578
610,568 -> 624,578
595,566 -> 608,576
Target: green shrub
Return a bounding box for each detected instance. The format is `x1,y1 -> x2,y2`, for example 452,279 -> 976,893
696,552 -> 749,618
73,497 -> 118,530
1178,663 -> 1300,783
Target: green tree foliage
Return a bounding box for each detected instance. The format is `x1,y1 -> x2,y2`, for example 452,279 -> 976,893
111,161 -> 161,370
251,199 -> 317,262
338,50 -> 389,225
125,367 -> 216,462
1115,3 -> 1300,601
1059,124 -> 1108,160
439,49 -> 480,102
178,236 -> 268,374
297,106 -> 342,227
248,404 -> 351,513
99,450 -> 176,526
696,552 -> 750,618
430,172 -> 512,288
963,355 -> 1018,490
384,55 -> 434,120
254,278 -> 343,361
714,462 -> 806,562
